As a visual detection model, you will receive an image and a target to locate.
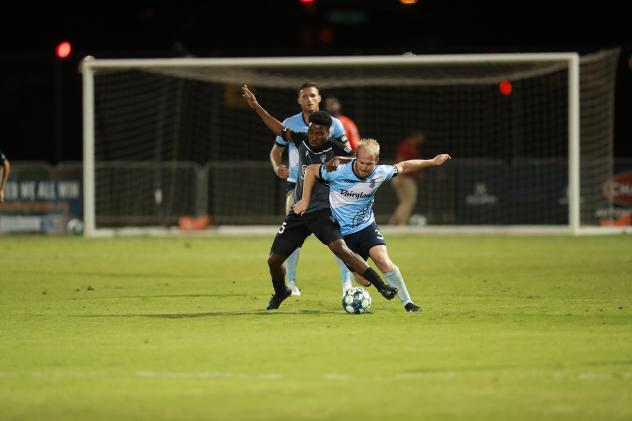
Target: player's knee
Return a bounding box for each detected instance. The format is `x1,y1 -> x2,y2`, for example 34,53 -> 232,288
373,255 -> 394,272
267,253 -> 284,268
328,240 -> 348,258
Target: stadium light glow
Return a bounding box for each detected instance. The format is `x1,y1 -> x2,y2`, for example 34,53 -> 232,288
56,41 -> 72,59
400,0 -> 418,5
299,0 -> 315,4
499,79 -> 513,96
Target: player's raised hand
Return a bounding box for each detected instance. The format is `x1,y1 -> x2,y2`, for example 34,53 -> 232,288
325,156 -> 346,172
433,154 -> 451,166
241,85 -> 258,108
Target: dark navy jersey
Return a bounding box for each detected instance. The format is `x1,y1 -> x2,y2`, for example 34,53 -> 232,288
0,149 -> 5,165
282,128 -> 353,214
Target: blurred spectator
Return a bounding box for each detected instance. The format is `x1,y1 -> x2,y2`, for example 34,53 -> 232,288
389,131 -> 426,225
325,97 -> 361,151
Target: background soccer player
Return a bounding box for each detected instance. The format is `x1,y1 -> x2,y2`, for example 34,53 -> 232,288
0,148 -> 10,203
242,85 -> 398,310
269,82 -> 353,297
294,138 -> 451,312
389,130 -> 426,225
325,96 -> 361,151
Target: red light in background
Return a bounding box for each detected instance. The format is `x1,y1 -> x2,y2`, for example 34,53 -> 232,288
56,41 -> 72,59
499,79 -> 513,96
299,0 -> 315,4
319,28 -> 334,44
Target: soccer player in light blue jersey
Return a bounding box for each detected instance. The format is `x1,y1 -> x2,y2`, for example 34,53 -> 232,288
269,82 -> 353,297
294,138 -> 451,312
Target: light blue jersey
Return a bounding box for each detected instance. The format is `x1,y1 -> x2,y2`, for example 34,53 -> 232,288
275,112 -> 346,183
320,161 -> 398,235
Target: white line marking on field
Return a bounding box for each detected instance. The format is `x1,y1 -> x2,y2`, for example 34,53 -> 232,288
323,373 -> 351,381
1,369 -> 630,382
135,371 -> 283,380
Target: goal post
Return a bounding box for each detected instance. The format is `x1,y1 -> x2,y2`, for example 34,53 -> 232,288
81,51 -> 621,236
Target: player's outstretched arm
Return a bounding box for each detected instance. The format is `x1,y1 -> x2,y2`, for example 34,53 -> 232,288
241,85 -> 285,136
395,154 -> 451,175
292,164 -> 321,215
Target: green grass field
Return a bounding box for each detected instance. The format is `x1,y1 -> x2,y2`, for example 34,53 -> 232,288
1,234 -> 631,420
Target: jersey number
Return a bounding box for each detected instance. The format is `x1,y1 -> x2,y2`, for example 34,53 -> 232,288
375,229 -> 384,240
278,222 -> 287,234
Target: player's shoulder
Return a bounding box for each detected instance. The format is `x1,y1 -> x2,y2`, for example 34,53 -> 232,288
284,112 -> 307,127
327,161 -> 352,176
330,116 -> 345,130
376,163 -> 397,175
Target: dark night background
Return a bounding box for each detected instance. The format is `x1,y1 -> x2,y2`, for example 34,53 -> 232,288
1,0 -> 631,163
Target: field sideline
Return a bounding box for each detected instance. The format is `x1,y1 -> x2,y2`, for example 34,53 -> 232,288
1,235 -> 631,420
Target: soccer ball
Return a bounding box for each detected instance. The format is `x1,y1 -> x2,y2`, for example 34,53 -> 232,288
409,213 -> 427,226
342,287 -> 372,314
66,218 -> 84,235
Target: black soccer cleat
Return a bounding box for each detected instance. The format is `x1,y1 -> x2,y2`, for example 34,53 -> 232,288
404,302 -> 423,312
380,285 -> 398,300
266,288 -> 292,310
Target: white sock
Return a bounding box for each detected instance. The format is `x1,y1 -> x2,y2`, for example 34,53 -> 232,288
383,266 -> 412,305
286,248 -> 300,285
335,256 -> 353,292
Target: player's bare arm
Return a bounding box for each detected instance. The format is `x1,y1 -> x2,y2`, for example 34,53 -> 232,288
395,153 -> 451,175
292,164 -> 321,215
269,144 -> 289,179
241,85 -> 288,137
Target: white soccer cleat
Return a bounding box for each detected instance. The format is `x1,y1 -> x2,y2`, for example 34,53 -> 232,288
290,285 -> 301,296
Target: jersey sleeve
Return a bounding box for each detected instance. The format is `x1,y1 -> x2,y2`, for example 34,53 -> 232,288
381,165 -> 398,181
330,118 -> 346,139
331,136 -> 354,156
281,128 -> 306,147
275,117 -> 293,147
275,134 -> 287,147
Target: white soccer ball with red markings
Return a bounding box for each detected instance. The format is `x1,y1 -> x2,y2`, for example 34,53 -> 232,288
342,287 -> 371,314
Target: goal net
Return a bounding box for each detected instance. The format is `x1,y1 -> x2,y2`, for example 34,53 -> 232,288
81,50 -> 620,236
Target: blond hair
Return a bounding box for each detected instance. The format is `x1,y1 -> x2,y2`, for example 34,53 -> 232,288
357,138 -> 380,159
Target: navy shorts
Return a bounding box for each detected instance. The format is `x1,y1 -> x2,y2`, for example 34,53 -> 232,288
343,222 -> 386,261
271,208 -> 343,257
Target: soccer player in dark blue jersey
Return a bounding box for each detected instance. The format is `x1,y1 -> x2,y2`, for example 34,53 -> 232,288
294,138 -> 451,312
0,149 -> 10,203
242,85 -> 398,310
269,82 -> 352,297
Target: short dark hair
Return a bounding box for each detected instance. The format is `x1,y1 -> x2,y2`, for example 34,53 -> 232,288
298,81 -> 319,94
309,111 -> 332,128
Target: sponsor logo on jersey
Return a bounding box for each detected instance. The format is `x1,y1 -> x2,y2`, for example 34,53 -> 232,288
339,189 -> 374,200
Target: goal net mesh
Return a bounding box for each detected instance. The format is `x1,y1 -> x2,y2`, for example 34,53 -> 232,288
88,50 -> 619,229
